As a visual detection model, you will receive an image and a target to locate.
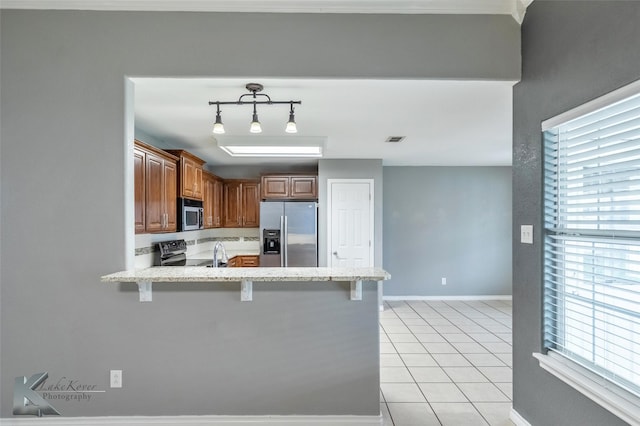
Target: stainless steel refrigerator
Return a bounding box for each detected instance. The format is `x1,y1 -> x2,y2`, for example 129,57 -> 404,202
259,201 -> 318,267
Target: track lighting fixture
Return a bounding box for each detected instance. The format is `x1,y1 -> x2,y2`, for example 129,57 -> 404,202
209,83 -> 301,134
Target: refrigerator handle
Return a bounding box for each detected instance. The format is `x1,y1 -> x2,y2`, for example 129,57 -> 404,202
283,215 -> 289,267
280,215 -> 285,267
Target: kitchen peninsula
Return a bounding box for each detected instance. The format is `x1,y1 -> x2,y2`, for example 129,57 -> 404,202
101,266 -> 389,423
102,266 -> 389,302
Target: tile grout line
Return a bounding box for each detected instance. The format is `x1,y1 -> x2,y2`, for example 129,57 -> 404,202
382,299 -> 514,425
391,302 -> 445,426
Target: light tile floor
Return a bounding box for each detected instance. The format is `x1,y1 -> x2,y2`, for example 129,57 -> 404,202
380,299 -> 513,426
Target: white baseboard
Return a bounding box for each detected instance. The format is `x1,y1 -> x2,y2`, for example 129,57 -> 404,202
0,415 -> 382,426
509,408 -> 532,426
384,295 -> 512,301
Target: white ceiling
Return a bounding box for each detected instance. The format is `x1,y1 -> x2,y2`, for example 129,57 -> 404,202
133,77 -> 515,167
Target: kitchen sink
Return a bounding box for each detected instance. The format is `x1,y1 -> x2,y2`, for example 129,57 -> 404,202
206,261 -> 228,268
184,259 -> 213,267
183,259 -> 227,267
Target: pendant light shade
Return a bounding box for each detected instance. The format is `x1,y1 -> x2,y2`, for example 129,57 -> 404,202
250,106 -> 262,133
285,104 -> 297,133
212,108 -> 225,134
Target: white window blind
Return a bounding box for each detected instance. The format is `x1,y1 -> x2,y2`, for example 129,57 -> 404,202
543,89 -> 640,397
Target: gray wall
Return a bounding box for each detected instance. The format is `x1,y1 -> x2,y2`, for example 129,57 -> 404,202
0,10 -> 519,417
134,129 -> 172,150
383,167 -> 512,297
210,164 -> 318,180
318,159 -> 384,267
513,2 -> 640,425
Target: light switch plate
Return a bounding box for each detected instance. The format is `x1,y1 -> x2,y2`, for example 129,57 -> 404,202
521,225 -> 534,244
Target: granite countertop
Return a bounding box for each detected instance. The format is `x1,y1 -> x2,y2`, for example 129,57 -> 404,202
101,267 -> 391,283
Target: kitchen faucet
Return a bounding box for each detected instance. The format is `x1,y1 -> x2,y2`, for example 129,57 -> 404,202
213,241 -> 228,268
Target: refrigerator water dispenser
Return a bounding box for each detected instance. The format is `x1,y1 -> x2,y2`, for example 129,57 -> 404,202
263,229 -> 281,254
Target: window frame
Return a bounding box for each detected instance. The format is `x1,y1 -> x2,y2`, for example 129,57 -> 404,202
537,78 -> 640,424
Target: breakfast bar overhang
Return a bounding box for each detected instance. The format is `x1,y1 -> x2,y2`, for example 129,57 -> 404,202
102,267 -> 390,303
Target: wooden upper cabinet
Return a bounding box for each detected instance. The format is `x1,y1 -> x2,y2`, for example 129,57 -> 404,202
261,176 -> 289,199
261,175 -> 317,200
213,178 -> 223,227
223,181 -> 242,228
223,180 -> 260,228
203,172 -> 214,228
242,182 -> 260,227
163,161 -> 178,231
135,140 -> 178,234
203,171 -> 223,228
290,176 -> 317,199
133,147 -> 146,234
165,150 -> 206,200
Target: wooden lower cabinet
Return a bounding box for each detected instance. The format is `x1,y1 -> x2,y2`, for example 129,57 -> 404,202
239,255 -> 259,267
228,255 -> 259,267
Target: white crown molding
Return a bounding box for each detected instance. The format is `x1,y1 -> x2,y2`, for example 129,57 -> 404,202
0,0 -> 531,22
511,0 -> 534,24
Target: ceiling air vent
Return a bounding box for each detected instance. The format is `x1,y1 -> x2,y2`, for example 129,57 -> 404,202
385,136 -> 406,143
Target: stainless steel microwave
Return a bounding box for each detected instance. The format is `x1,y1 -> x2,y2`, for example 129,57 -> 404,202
179,198 -> 203,231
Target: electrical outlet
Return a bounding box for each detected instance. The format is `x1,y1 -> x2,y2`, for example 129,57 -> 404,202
521,225 -> 534,244
110,370 -> 122,388
441,277 -> 447,286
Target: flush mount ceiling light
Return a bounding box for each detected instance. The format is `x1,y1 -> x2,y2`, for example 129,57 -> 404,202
209,83 -> 301,135
216,136 -> 325,158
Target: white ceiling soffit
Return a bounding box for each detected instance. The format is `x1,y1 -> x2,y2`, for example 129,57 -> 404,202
132,78 -> 515,167
0,0 -> 534,23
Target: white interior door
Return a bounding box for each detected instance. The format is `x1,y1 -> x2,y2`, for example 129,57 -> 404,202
328,179 -> 374,267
